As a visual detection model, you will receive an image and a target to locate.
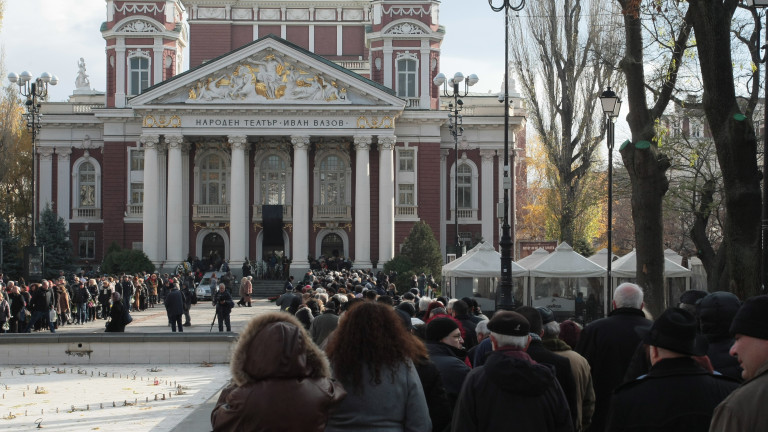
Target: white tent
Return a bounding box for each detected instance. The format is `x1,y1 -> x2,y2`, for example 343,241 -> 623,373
528,242 -> 608,320
588,248 -> 618,268
517,248 -> 551,269
441,241 -> 526,311
611,249 -> 692,308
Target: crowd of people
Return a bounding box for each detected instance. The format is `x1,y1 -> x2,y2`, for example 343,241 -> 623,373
210,270 -> 768,432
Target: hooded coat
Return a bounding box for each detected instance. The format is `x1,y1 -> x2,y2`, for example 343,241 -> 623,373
451,346 -> 573,432
211,313 -> 345,431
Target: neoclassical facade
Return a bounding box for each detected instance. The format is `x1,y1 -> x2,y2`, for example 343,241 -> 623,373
38,0 -> 526,276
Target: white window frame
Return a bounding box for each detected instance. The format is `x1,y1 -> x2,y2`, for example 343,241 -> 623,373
395,144 -> 419,220
395,52 -> 419,99
195,151 -> 231,206
126,147 -> 145,218
78,231 -> 96,260
254,151 -> 293,206
449,154 -> 479,222
313,150 -> 352,207
71,156 -> 102,220
128,50 -> 151,96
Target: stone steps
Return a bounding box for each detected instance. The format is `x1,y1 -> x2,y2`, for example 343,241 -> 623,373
251,281 -> 285,298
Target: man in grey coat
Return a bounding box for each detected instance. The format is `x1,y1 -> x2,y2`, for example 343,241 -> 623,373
164,283 -> 185,332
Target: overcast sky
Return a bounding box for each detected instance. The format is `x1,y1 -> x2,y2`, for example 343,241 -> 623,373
2,0 -> 509,102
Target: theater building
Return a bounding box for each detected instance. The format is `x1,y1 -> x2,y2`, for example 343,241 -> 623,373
39,0 -> 526,276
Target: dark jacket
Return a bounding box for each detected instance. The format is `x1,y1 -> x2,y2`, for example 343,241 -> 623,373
30,287 -> 54,313
211,313 -> 345,431
164,288 -> 185,316
8,292 -> 25,317
606,357 -> 739,432
213,289 -> 234,315
576,307 -> 651,432
454,314 -> 479,349
528,338 -> 580,430
106,301 -> 127,332
426,341 -> 471,412
73,286 -> 90,304
310,311 -> 339,346
415,356 -> 452,432
451,347 -> 573,432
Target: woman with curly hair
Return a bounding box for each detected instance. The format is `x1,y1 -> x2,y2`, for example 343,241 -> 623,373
324,301 -> 431,432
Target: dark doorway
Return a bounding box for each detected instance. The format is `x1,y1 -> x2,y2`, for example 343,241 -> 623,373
202,232 -> 225,268
320,233 -> 344,258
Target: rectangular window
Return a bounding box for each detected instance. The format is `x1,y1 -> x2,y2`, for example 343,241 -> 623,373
131,150 -> 145,171
129,57 -> 150,95
398,184 -> 415,205
397,59 -> 417,98
79,231 -> 96,259
399,149 -> 415,172
130,183 -> 144,204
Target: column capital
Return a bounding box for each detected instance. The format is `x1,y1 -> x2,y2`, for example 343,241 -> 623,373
164,134 -> 185,149
480,149 -> 496,162
140,134 -> 160,149
441,148 -> 449,160
56,147 -> 72,158
354,135 -> 373,151
291,135 -> 311,150
228,135 -> 248,150
378,135 -> 397,151
37,147 -> 55,160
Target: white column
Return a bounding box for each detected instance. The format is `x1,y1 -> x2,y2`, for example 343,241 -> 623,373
354,136 -> 373,269
56,147 -> 71,222
480,150 -> 495,245
165,135 -> 184,267
440,149 -> 448,257
37,147 -> 54,216
383,41 -> 393,88
337,24 -> 343,56
291,136 -> 311,275
141,134 -> 160,263
420,42 -> 430,108
243,145 -> 251,262
153,38 -> 163,85
182,143 -> 191,259
309,24 -> 315,51
378,135 -> 396,265
158,145 -> 168,263
115,39 -> 126,108
229,136 -> 248,270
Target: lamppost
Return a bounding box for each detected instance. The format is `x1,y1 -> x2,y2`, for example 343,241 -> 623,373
434,71 -> 479,258
7,70 -> 58,246
600,87 -> 621,293
489,0 -> 525,308
745,0 -> 768,291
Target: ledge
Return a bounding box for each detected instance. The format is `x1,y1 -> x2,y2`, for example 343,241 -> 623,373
0,333 -> 238,345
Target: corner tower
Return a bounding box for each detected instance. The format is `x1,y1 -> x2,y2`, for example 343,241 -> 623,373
102,0 -> 188,108
367,0 -> 444,109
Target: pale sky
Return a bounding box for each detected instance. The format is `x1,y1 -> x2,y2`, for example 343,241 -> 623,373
2,0 -> 509,102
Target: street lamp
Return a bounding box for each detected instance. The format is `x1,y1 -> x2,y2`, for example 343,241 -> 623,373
489,0 -> 525,309
745,0 -> 768,291
434,71 -> 479,258
7,70 -> 58,246
601,86 -> 621,294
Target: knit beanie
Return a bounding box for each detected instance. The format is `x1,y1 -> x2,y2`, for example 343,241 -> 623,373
426,317 -> 459,342
730,295 -> 768,340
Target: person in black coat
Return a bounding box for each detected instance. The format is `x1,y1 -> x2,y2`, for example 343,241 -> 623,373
576,283 -> 652,432
516,306 -> 579,431
424,317 -> 471,416
606,308 -> 739,431
213,283 -> 234,332
698,291 -> 743,381
164,283 -> 185,332
105,292 -> 127,333
452,311 -> 573,432
25,281 -> 55,333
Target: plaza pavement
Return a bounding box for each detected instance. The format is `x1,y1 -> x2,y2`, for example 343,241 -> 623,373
3,298 -> 283,431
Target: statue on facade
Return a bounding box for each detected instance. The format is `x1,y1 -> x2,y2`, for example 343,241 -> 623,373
76,58 -> 91,90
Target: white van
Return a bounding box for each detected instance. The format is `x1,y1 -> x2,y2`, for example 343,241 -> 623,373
195,272 -> 220,300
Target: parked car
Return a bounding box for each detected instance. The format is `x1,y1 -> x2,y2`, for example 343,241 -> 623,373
195,272 -> 219,300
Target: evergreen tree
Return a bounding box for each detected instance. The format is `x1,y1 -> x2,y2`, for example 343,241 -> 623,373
0,218 -> 21,278
101,241 -> 155,275
36,205 -> 73,278
385,221 -> 443,292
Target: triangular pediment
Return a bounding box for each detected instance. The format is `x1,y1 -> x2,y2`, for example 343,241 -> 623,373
130,35 -> 404,109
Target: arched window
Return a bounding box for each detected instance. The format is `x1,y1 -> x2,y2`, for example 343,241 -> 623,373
319,155 -> 346,206
457,163 -> 472,209
260,155 -> 287,205
321,233 -> 344,258
78,162 -> 97,208
201,154 -> 228,205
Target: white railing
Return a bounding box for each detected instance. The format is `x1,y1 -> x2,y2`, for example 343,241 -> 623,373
396,205 -> 418,217
405,98 -> 421,109
193,204 -> 230,220
313,204 -> 352,220
73,208 -> 101,219
73,104 -> 104,113
126,204 -> 143,217
334,60 -> 368,70
252,205 -> 293,222
453,208 -> 478,220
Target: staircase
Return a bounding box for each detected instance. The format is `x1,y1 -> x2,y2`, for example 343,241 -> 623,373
251,280 -> 285,298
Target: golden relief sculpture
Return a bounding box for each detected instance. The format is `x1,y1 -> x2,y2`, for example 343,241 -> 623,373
356,116 -> 395,129
187,52 -> 349,104
143,115 -> 182,128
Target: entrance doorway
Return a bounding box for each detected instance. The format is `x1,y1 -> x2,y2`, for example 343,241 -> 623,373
320,233 -> 344,258
202,232 -> 225,269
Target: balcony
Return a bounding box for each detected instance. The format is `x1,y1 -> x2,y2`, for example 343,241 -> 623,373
396,205 -> 419,220
404,98 -> 421,109
125,204 -> 143,218
252,205 -> 293,222
193,204 -> 230,221
452,208 -> 478,221
313,204 -> 352,221
73,208 -> 102,219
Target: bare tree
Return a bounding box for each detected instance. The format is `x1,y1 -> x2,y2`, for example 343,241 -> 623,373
511,0 -> 624,245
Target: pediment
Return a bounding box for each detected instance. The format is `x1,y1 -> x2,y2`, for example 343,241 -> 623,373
130,35 -> 404,109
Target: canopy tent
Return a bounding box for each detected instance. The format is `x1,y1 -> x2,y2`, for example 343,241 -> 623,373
517,248 -> 551,269
441,241 -> 526,311
588,248 -> 618,268
663,249 -> 708,290
611,249 -> 692,308
528,242 -> 608,321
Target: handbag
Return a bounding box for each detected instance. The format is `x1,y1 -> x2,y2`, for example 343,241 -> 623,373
124,308 -> 133,325
49,309 -> 58,322
2,321 -> 9,331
